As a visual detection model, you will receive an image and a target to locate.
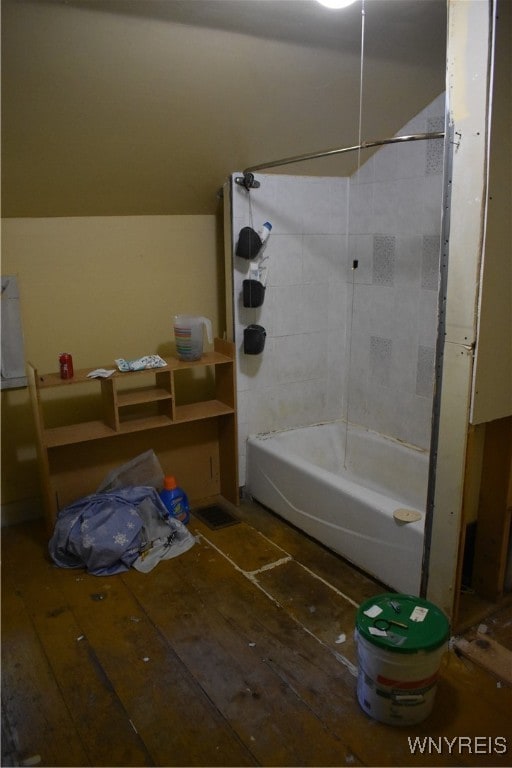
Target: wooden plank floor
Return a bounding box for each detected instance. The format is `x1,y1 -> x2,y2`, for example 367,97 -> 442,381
2,498 -> 511,767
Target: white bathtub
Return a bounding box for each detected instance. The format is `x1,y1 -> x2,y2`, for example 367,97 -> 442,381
246,421 -> 429,594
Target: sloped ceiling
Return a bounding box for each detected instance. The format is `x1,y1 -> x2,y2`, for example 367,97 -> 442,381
1,0 -> 446,217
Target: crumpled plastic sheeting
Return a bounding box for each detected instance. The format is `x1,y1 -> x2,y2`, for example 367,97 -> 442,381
97,450 -> 164,494
115,355 -> 167,371
48,486 -> 194,576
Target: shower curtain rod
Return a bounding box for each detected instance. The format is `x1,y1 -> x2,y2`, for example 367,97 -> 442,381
238,131 -> 445,181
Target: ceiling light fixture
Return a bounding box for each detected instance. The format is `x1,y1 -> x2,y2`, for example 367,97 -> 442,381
316,0 -> 357,8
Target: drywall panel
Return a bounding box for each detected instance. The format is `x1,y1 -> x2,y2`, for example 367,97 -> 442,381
426,343 -> 474,615
426,0 -> 492,617
443,0 -> 491,347
471,0 -> 512,423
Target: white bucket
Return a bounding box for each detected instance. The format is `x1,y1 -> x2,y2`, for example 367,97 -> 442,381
355,628 -> 447,726
355,594 -> 449,726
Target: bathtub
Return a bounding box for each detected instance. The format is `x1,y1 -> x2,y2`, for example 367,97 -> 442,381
246,421 -> 429,595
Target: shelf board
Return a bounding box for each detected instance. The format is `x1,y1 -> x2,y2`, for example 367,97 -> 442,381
171,351 -> 233,371
44,404 -> 233,447
36,349 -> 233,389
116,414 -> 174,433
174,400 -> 235,422
117,387 -> 172,407
45,420 -> 117,447
45,415 -> 176,446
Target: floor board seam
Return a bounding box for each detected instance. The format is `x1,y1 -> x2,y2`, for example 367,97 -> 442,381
197,531 -> 360,677
246,556 -> 293,576
296,561 -> 361,609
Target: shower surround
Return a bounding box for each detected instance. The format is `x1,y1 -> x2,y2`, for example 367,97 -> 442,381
231,94 -> 444,590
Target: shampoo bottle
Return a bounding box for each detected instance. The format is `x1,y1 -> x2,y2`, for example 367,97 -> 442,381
257,221 -> 272,246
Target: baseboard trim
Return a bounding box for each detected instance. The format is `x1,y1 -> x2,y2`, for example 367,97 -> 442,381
1,497 -> 43,527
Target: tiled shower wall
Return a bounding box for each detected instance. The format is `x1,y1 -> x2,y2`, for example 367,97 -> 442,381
232,93 -> 445,483
346,92 -> 445,449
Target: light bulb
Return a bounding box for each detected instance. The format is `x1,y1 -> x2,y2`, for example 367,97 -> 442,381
316,0 -> 357,8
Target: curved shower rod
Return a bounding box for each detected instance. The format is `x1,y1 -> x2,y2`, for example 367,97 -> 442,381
236,131 -> 445,188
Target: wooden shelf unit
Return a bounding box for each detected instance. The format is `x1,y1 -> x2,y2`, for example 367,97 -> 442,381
28,338 -> 239,533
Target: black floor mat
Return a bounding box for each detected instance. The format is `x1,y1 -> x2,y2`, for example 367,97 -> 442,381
192,504 -> 240,530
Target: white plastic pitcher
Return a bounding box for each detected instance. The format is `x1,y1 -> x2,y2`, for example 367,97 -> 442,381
173,315 -> 213,361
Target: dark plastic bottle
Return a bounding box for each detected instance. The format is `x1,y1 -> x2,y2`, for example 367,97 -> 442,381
159,475 -> 190,524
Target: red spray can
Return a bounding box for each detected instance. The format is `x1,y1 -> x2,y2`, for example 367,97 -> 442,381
59,353 -> 74,380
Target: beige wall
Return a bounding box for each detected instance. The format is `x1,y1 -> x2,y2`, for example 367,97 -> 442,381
2,0 -> 445,218
1,214 -> 222,514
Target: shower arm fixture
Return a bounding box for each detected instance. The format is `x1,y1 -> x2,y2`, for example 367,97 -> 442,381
234,171 -> 260,190
237,132 -> 445,178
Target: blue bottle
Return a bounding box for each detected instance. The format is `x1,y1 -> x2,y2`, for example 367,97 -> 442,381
159,476 -> 190,524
